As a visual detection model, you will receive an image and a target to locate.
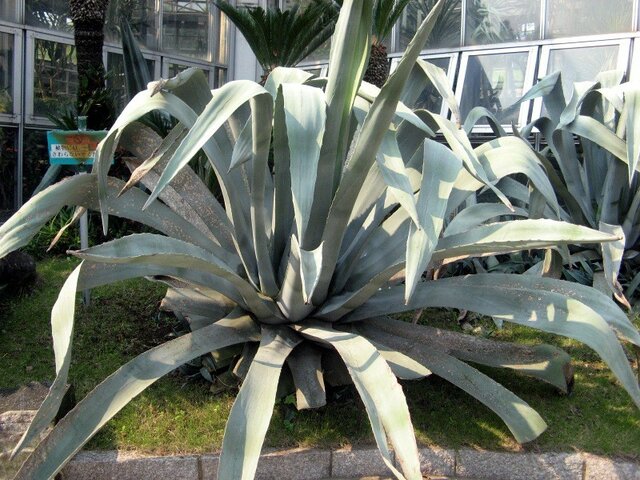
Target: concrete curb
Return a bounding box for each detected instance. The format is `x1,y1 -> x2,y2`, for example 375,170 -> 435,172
53,447 -> 640,479
1,412 -> 638,479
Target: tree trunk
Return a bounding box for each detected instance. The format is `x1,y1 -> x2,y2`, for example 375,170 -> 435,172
69,0 -> 112,130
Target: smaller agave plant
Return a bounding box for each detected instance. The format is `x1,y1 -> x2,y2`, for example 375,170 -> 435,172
2,1 -> 640,479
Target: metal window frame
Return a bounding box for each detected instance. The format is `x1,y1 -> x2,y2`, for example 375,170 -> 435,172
25,29 -> 76,126
456,45 -> 538,133
0,25 -> 23,125
532,38 -> 632,118
389,51 -> 459,118
631,37 -> 640,81
297,61 -> 329,77
103,44 -> 162,80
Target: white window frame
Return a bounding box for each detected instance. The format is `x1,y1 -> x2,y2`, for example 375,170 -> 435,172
297,61 -> 329,77
103,44 -> 162,81
532,38 -> 631,118
0,25 -> 23,125
25,30 -> 75,126
456,45 -> 538,133
389,52 -> 459,118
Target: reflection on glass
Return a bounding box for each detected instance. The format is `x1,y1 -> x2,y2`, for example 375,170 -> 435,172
0,127 -> 17,221
216,10 -> 230,64
23,129 -> 49,203
163,0 -> 210,60
105,0 -> 158,50
0,1 -> 21,23
403,57 -> 450,113
26,0 -> 73,32
546,0 -> 633,38
465,0 -> 540,45
546,45 -> 620,101
398,0 -> 461,52
106,52 -> 127,113
459,51 -> 529,125
0,33 -> 14,115
33,38 -> 77,118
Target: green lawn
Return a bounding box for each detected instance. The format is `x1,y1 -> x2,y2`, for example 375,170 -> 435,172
1,257 -> 639,459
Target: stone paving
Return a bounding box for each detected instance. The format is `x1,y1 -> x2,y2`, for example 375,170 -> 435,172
0,408 -> 638,479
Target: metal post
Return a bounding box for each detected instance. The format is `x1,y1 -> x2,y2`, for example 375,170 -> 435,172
78,170 -> 90,306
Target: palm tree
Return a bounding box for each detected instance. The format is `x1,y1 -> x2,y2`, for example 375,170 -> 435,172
363,0 -> 412,88
69,0 -> 115,129
215,0 -> 339,84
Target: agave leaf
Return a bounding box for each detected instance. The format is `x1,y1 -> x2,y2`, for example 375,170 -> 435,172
14,310 -> 259,480
432,219 -> 619,266
624,85 -> 640,182
11,263 -> 83,456
295,322 -> 421,480
462,106 -> 508,136
599,222 -> 630,309
277,236 -> 315,322
282,83 -> 327,243
444,203 -> 528,237
416,59 -> 460,126
72,234 -> 281,321
248,93 -> 279,296
264,67 -> 314,99
314,0 -> 445,303
362,339 -> 432,380
405,139 -> 462,300
0,176 -> 222,259
417,111 -> 512,210
143,81 -> 268,207
229,118 -> 253,171
316,0 -> 373,218
348,274 -> 640,408
359,320 -> 548,443
272,88 -> 295,268
375,129 -> 420,226
564,115 -> 627,166
218,326 -> 301,479
161,287 -> 232,327
357,81 -> 434,135
287,343 -> 327,409
367,317 -> 572,392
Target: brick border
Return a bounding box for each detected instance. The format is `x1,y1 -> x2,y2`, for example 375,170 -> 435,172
52,448 -> 640,479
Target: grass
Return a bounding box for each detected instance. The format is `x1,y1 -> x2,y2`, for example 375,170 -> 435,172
1,256 -> 639,460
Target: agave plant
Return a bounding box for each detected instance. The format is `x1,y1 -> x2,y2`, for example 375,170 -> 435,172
461,69 -> 640,303
3,1 -> 640,479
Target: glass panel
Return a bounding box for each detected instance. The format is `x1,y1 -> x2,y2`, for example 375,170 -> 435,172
0,1 -> 21,23
546,0 -> 633,39
459,51 -> 529,125
398,0 -> 461,52
546,45 -> 620,100
104,0 -> 158,50
26,0 -> 73,32
33,38 -> 77,118
0,126 -> 17,221
465,0 -> 540,45
22,129 -> 49,203
0,33 -> 14,115
162,0 -> 210,60
404,57 -> 450,113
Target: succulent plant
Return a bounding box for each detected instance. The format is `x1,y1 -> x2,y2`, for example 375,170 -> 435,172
2,0 -> 640,479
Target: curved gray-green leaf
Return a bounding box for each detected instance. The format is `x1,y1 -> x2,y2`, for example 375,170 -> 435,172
218,326 -> 301,479
14,310 -> 259,480
358,319 -> 548,443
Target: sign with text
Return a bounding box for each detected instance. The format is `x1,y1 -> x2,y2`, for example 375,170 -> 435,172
47,130 -> 108,165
